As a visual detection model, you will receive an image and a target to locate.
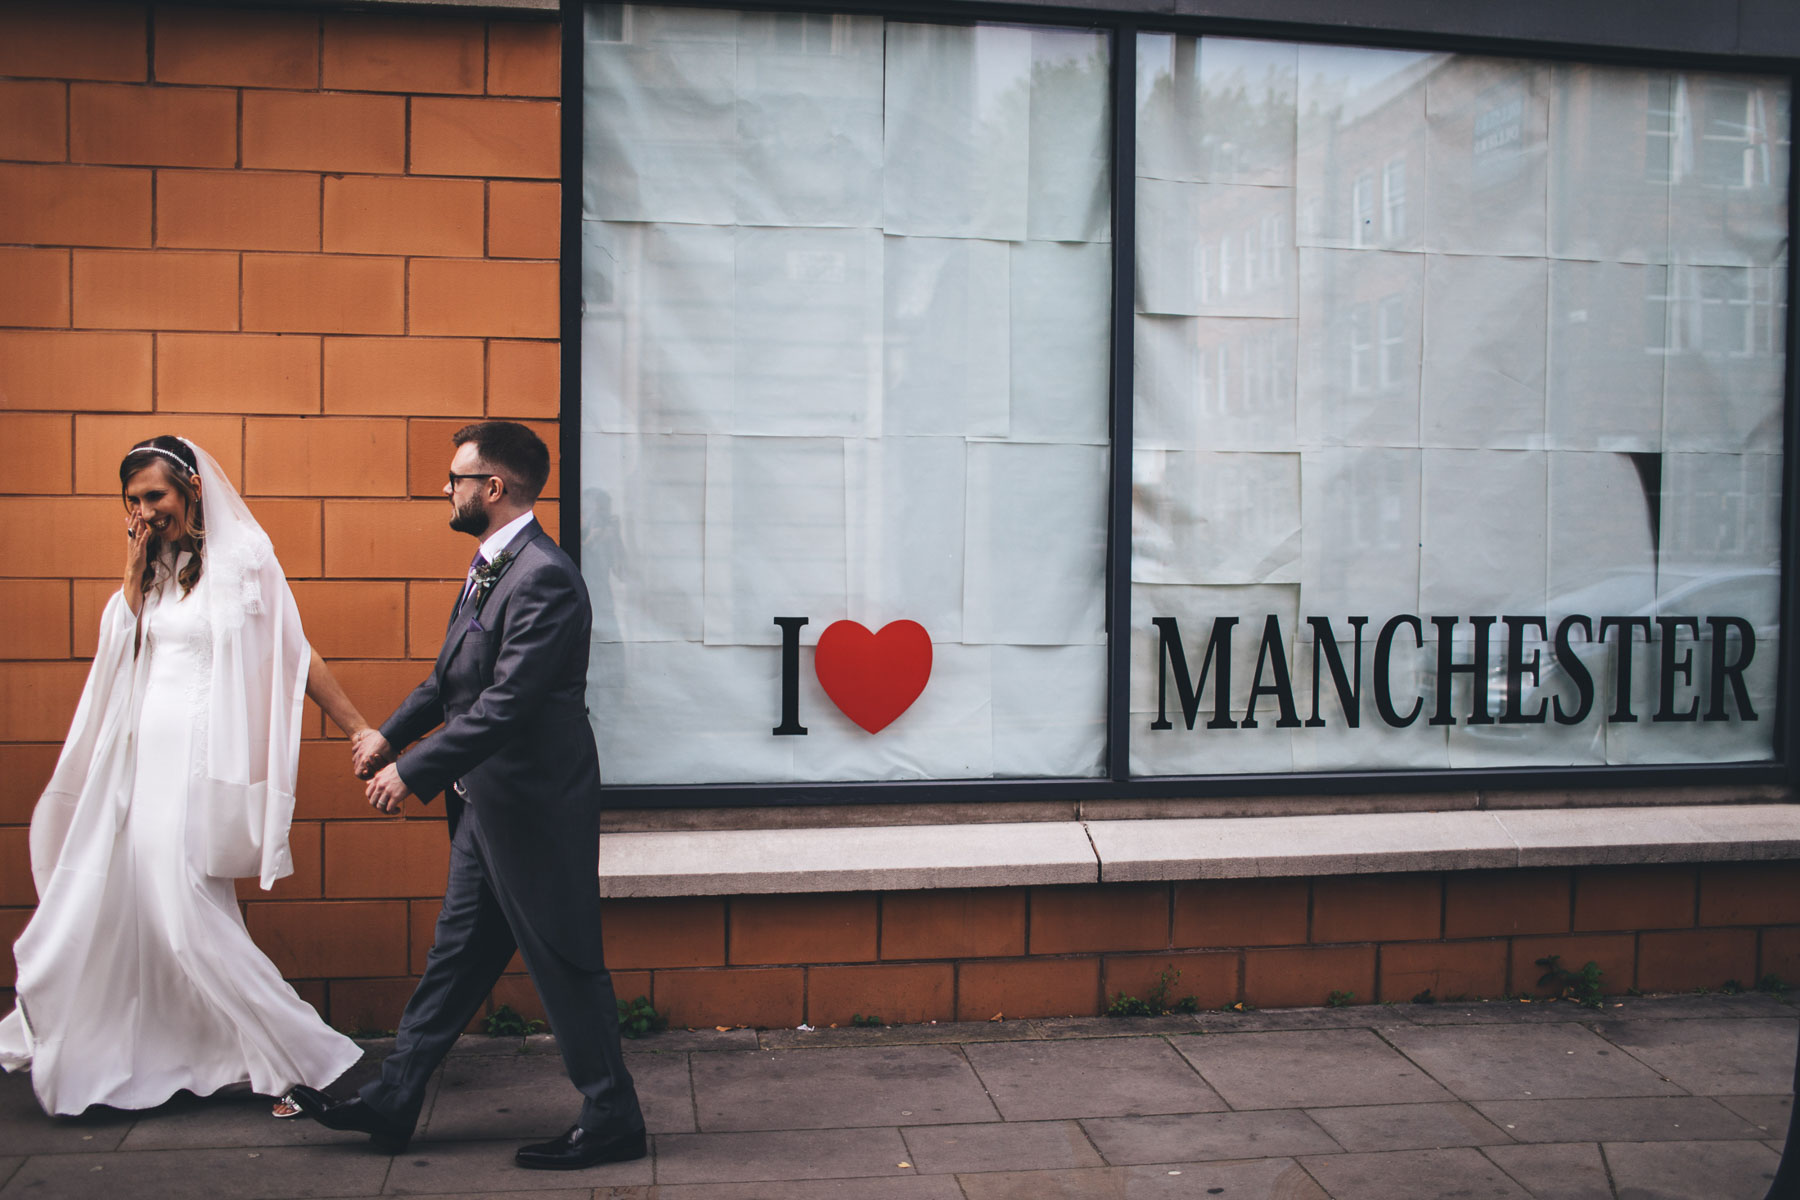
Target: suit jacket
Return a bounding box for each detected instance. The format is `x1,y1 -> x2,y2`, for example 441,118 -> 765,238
384,519 -> 607,969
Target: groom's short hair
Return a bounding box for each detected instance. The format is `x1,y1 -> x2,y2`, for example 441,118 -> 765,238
453,421 -> 551,503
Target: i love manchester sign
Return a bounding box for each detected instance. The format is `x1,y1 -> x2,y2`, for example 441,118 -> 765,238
768,613 -> 1760,737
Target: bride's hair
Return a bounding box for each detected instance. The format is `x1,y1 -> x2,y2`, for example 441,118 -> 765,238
120,436 -> 206,597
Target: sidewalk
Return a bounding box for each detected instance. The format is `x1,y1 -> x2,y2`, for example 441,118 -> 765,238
0,992 -> 1792,1199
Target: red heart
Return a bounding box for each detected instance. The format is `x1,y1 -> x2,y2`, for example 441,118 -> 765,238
814,619 -> 933,734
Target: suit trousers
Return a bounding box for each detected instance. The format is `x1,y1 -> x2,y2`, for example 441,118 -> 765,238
357,799 -> 644,1136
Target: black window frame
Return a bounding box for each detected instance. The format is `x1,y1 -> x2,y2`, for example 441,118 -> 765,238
560,0 -> 1800,808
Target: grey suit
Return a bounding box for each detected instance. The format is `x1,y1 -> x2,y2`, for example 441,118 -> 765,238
358,519 -> 643,1137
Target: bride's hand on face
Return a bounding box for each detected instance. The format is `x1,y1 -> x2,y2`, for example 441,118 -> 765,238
125,512 -> 152,571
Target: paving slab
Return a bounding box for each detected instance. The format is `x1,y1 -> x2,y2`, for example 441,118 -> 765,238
1595,1016 -> 1798,1095
1596,992 -> 1793,1021
1079,1109 -> 1338,1164
690,1045 -> 995,1132
1479,1142 -> 1614,1200
1191,1006 -> 1394,1033
1302,1101 -> 1511,1152
326,1193 -> 597,1200
899,1119 -> 1104,1173
955,1158 -> 1328,1200
119,1091 -> 376,1150
1031,1016 -> 1202,1039
628,1029 -> 760,1054
0,1073 -> 134,1156
1299,1146 -> 1531,1199
655,1178 -> 963,1199
1170,1029 -> 1451,1110
757,1021 -> 1041,1051
421,1051 -> 694,1141
1379,1021 -> 1684,1100
1401,1000 -> 1594,1025
0,1144 -> 392,1200
961,1037 -> 1226,1121
1718,1092 -> 1793,1133
381,1135 -> 652,1194
0,1163 -> 16,1190
650,1127 -> 915,1185
1602,1138 -> 1781,1199
1473,1095 -> 1765,1142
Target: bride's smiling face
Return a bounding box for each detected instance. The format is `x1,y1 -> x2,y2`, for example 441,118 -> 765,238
123,461 -> 199,545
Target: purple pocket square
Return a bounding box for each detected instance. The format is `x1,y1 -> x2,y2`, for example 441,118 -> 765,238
467,616 -> 485,633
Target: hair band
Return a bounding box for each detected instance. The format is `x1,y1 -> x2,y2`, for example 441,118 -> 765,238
127,446 -> 197,476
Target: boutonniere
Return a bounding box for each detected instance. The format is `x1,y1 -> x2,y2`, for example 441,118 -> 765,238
470,549 -> 515,605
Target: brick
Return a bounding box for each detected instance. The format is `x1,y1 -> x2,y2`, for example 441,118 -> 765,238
72,250 -> 238,332
1509,934 -> 1636,998
326,660 -> 436,738
242,90 -> 406,175
0,163 -> 150,248
0,581 -> 71,660
0,497 -> 123,577
297,740 -> 382,822
73,412 -> 243,493
487,20 -> 559,97
322,175 -> 484,258
1173,878 -> 1309,948
0,744 -> 60,826
0,331 -> 151,412
487,340 -> 559,418
957,957 -> 1100,1021
290,580 -> 406,659
1243,945 -> 1376,1009
1313,874 -> 1442,944
69,83 -> 235,167
322,337 -> 484,416
324,499 -> 467,579
1637,929 -> 1759,993
157,333 -> 321,414
488,181 -> 558,259
247,497 -> 322,578
0,415 -> 73,494
153,6 -> 319,89
156,170 -> 320,252
247,898 -> 409,978
807,963 -> 954,1026
1378,940 -> 1507,1003
326,976 -> 426,1033
407,417 -> 558,500
70,579 -> 118,659
410,259 -> 558,339
1761,927 -> 1800,986
0,79 -> 67,161
1699,863 -> 1800,927
324,819 -> 450,899
487,974 -> 548,1025
1103,951 -> 1239,1011
0,909 -> 29,987
0,249 -> 70,329
0,827 -> 33,906
291,979 -> 327,1014
730,893 -> 878,965
234,820 -> 322,902
0,4 -> 146,83
245,417 -> 406,498
1573,865 -> 1697,932
322,14 -> 484,95
880,889 -> 1026,961
407,579 -> 463,656
1444,868 -> 1571,938
655,967 -> 804,1029
242,255 -> 405,336
1029,884 -> 1168,955
0,662 -> 92,742
598,897 -> 727,969
410,97 -> 558,179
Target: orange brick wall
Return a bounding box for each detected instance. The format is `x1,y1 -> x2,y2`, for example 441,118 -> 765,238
0,1 -> 560,1030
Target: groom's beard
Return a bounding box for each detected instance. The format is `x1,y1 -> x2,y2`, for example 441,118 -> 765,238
449,495 -> 491,536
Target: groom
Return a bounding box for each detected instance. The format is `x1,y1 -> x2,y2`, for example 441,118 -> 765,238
292,421 -> 646,1169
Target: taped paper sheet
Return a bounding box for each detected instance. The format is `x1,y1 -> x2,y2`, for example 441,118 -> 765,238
582,432 -> 707,643
964,441 -> 1109,645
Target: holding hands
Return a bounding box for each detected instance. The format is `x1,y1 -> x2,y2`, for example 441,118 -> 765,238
348,729 -> 410,815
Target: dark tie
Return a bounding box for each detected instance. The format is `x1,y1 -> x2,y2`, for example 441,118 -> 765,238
459,550 -> 487,610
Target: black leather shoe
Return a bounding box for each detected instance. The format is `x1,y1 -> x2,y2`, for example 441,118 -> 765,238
515,1124 -> 648,1170
287,1085 -> 414,1153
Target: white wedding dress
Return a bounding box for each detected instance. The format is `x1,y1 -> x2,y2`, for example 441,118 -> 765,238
0,557 -> 361,1115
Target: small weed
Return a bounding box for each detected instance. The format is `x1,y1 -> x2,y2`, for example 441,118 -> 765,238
849,1013 -> 883,1028
1411,988 -> 1437,1005
1326,989 -> 1355,1008
346,1026 -> 395,1039
1720,979 -> 1747,995
617,995 -> 668,1040
1106,968 -> 1200,1018
1536,955 -> 1605,1009
485,1004 -> 545,1037
1757,973 -> 1791,998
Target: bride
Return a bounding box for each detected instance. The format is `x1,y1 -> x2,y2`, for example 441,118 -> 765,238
0,436 -> 369,1116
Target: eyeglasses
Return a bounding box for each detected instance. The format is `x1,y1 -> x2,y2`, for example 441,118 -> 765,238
447,471 -> 497,488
